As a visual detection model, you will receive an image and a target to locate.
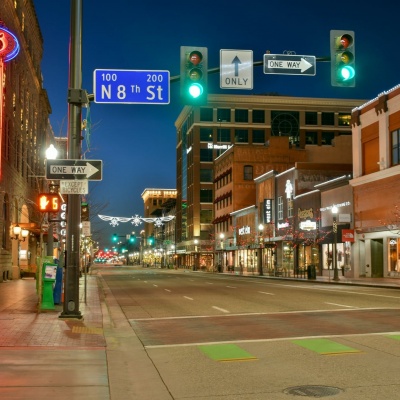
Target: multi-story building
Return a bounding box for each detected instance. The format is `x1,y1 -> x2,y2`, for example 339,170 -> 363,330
1,1 -> 54,281
174,94 -> 365,270
351,84 -> 400,278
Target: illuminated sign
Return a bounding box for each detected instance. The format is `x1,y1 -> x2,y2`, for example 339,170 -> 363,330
264,199 -> 273,223
238,226 -> 251,235
38,193 -> 60,213
0,27 -> 20,62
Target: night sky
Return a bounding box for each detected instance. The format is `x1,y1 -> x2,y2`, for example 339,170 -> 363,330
33,0 -> 400,246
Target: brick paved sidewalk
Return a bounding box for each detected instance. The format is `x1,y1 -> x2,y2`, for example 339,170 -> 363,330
0,276 -> 106,348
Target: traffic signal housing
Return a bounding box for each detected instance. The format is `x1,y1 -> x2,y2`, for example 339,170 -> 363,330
112,233 -> 118,242
330,30 -> 355,87
180,46 -> 208,105
38,193 -> 60,213
81,202 -> 89,222
129,235 -> 136,244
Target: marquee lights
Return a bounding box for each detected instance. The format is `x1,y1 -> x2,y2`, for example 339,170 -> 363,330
98,214 -> 175,227
0,26 -> 20,62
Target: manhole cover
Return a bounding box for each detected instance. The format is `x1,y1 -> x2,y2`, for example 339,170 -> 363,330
284,385 -> 343,397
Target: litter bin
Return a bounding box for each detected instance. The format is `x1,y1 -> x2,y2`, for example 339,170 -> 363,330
307,265 -> 316,280
41,262 -> 57,310
53,261 -> 63,305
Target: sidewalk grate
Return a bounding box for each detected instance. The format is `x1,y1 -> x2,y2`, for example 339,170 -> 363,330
71,326 -> 103,335
284,385 -> 343,397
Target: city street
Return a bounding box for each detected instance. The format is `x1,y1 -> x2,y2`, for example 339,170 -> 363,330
99,266 -> 400,399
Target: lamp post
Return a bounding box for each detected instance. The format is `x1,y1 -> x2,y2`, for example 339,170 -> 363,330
194,239 -> 198,271
332,205 -> 339,281
11,224 -> 29,278
219,233 -> 224,272
258,224 -> 264,276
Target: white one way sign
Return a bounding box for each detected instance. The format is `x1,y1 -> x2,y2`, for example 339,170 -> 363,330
220,49 -> 253,89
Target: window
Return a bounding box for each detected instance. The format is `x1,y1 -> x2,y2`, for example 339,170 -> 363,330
321,112 -> 335,126
217,108 -> 231,122
392,129 -> 400,166
252,109 -> 265,123
253,130 -> 265,143
305,132 -> 318,144
338,113 -> 351,126
200,148 -> 213,162
235,109 -> 248,123
200,169 -> 213,182
217,128 -> 231,143
200,127 -> 213,142
200,209 -> 213,224
278,196 -> 283,220
243,165 -> 253,180
235,129 -> 248,143
322,132 -> 334,145
200,108 -> 213,122
200,189 -> 213,203
305,112 -> 318,125
287,198 -> 293,218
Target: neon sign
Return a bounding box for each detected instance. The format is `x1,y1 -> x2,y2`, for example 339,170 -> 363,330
0,26 -> 20,62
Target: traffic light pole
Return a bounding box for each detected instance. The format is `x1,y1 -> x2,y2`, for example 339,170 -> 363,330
60,0 -> 84,319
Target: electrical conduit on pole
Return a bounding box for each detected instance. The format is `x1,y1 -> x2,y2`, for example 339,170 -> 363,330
59,0 -> 83,319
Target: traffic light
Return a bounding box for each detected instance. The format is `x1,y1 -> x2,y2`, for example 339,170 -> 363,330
129,235 -> 136,244
180,46 -> 208,105
148,235 -> 154,246
81,202 -> 89,222
112,233 -> 118,242
38,193 -> 60,213
330,30 -> 355,87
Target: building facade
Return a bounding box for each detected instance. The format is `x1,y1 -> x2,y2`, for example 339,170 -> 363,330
1,1 -> 54,281
174,94 -> 365,271
351,84 -> 400,278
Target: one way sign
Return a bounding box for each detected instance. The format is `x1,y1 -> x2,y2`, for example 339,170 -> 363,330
263,54 -> 316,76
46,159 -> 103,180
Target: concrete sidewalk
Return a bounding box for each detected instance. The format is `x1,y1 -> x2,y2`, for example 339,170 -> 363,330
0,269 -> 399,400
0,273 -> 172,400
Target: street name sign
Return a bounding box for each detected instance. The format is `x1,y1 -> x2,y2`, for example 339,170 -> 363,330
263,54 -> 316,76
46,159 -> 102,180
60,180 -> 89,194
93,69 -> 170,104
220,50 -> 253,89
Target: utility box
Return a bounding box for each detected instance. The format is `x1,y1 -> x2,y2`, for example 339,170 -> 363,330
41,262 -> 57,310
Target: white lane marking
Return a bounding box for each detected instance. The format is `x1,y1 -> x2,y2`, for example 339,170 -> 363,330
259,291 -> 275,295
325,302 -> 358,308
165,289 -> 171,292
212,306 -> 230,313
226,286 -> 236,289
184,296 -> 193,300
153,284 -> 158,287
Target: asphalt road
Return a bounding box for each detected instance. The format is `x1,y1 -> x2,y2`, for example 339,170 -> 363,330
97,266 -> 400,399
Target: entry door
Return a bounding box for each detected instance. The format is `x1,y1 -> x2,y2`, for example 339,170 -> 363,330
371,239 -> 383,278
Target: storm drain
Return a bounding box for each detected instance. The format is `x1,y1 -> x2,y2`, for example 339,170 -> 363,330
283,385 -> 343,397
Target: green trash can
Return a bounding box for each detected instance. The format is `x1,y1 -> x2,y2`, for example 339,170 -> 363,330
41,262 -> 57,310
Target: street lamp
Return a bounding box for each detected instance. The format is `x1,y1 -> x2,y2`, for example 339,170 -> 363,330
332,205 -> 339,281
258,224 -> 264,276
11,224 -> 29,278
219,233 -> 225,272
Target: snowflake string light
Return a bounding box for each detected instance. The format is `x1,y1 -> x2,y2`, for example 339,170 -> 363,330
98,214 -> 175,227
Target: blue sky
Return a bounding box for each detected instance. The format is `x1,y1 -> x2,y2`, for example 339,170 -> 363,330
33,0 -> 400,245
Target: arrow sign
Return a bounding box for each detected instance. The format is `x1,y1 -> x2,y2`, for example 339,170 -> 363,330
46,159 -> 103,180
220,49 -> 253,89
263,54 -> 316,76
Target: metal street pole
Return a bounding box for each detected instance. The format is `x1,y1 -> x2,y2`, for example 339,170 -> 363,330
332,206 -> 339,282
60,0 -> 83,319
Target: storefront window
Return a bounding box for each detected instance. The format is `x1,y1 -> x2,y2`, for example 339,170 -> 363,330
388,238 -> 400,275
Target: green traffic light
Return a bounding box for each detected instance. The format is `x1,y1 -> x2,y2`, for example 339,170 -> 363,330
188,83 -> 203,98
338,65 -> 355,81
